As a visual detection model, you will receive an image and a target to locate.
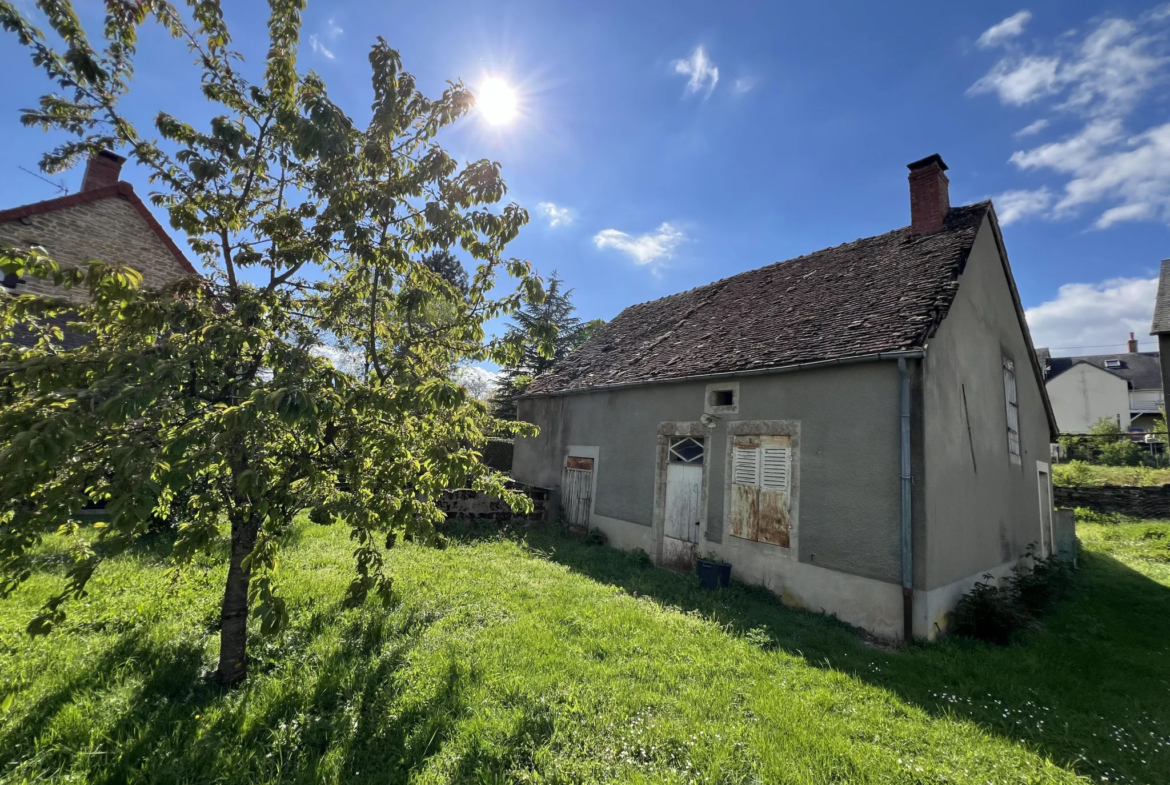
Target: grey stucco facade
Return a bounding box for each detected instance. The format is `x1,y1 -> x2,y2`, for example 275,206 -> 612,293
513,210 -> 1055,640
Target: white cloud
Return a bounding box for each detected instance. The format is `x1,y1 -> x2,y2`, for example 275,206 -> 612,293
733,77 -> 755,95
970,10 -> 1170,228
970,14 -> 1167,116
454,366 -> 499,400
968,55 -> 1060,105
1015,118 -> 1049,137
994,187 -> 1052,225
673,46 -> 719,97
536,202 -> 574,227
310,18 -> 343,60
593,222 -> 685,267
312,343 -> 363,375
310,36 -> 334,59
977,10 -> 1033,49
1025,276 -> 1158,354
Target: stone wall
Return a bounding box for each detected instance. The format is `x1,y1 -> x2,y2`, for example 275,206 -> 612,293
0,191 -> 193,302
438,483 -> 549,523
1054,484 -> 1170,518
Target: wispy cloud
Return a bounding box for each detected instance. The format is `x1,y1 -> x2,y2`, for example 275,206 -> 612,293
994,187 -> 1052,225
1025,276 -> 1158,354
969,8 -> 1170,229
1015,118 -> 1049,137
536,202 -> 575,227
733,77 -> 755,96
593,222 -> 685,267
977,10 -> 1032,49
673,46 -> 719,97
310,18 -> 343,60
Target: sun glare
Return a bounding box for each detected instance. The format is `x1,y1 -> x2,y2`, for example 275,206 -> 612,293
476,77 -> 519,126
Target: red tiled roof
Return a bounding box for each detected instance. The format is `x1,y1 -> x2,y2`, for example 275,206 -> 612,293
0,182 -> 199,276
527,202 -> 991,395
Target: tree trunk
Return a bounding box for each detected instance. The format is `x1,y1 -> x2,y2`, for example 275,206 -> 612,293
216,515 -> 260,685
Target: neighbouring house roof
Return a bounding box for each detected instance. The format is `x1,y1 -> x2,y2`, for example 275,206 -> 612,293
1041,351 -> 1162,391
0,182 -> 199,276
1152,259 -> 1170,335
526,202 -> 992,396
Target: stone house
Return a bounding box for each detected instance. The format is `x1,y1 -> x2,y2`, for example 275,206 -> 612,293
1,151 -> 198,343
512,155 -> 1058,641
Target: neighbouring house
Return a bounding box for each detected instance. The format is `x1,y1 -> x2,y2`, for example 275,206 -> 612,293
1,150 -> 199,346
512,154 -> 1058,641
1037,338 -> 1163,435
1152,260 -> 1170,405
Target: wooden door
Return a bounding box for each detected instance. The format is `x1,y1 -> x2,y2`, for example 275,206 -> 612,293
563,456 -> 594,530
662,436 -> 704,569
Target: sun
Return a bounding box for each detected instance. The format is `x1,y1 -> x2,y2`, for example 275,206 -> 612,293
476,77 -> 519,126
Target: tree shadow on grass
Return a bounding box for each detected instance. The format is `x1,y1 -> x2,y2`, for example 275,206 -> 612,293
0,588 -> 548,784
463,522 -> 1170,784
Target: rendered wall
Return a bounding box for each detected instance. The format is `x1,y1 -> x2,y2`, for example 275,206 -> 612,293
1046,364 -> 1130,433
514,362 -> 905,585
921,215 -> 1054,600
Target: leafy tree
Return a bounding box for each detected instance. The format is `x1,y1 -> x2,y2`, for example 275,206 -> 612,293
492,274 -> 600,420
422,249 -> 469,295
0,0 -> 548,683
1080,417 -> 1144,467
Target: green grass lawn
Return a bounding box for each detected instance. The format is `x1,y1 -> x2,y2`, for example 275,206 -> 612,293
1,518 -> 1168,784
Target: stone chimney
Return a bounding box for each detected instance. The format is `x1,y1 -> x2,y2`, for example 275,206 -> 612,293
1128,332 -> 1138,353
80,150 -> 126,191
907,154 -> 950,236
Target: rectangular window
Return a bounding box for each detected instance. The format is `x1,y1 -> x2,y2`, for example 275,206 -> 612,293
711,389 -> 735,407
1003,356 -> 1021,464
730,435 -> 792,547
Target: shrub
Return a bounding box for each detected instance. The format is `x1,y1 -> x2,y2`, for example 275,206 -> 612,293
949,578 -> 1029,645
585,527 -> 608,546
1012,546 -> 1073,615
1099,438 -> 1144,467
630,548 -> 653,569
1053,460 -> 1095,487
950,545 -> 1074,645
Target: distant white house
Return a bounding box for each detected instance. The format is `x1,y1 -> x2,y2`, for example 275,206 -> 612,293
1038,335 -> 1163,434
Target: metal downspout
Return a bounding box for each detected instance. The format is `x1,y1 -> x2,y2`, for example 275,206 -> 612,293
898,357 -> 913,642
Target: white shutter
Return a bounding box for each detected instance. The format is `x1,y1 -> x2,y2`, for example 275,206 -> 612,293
732,445 -> 760,486
760,446 -> 790,492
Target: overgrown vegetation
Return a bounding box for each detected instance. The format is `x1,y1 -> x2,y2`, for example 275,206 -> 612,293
949,546 -> 1074,645
1058,417 -> 1160,467
1053,460 -> 1170,487
0,518 -> 1167,783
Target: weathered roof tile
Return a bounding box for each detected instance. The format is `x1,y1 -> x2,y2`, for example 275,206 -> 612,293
527,202 -> 991,395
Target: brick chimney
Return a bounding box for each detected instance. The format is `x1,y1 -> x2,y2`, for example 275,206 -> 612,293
80,150 -> 126,191
1128,332 -> 1138,352
907,154 -> 950,236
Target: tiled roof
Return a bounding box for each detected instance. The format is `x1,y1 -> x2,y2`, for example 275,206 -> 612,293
527,202 -> 991,395
1152,259 -> 1170,335
1043,352 -> 1162,391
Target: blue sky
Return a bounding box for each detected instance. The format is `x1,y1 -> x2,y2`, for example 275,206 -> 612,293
3,0 -> 1170,371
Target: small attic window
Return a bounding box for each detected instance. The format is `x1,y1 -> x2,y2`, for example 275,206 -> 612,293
1104,359 -> 1122,369
711,389 -> 735,407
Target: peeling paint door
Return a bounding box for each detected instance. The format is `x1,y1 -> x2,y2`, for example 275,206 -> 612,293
663,437 -> 704,569
563,456 -> 594,530
730,435 -> 792,547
